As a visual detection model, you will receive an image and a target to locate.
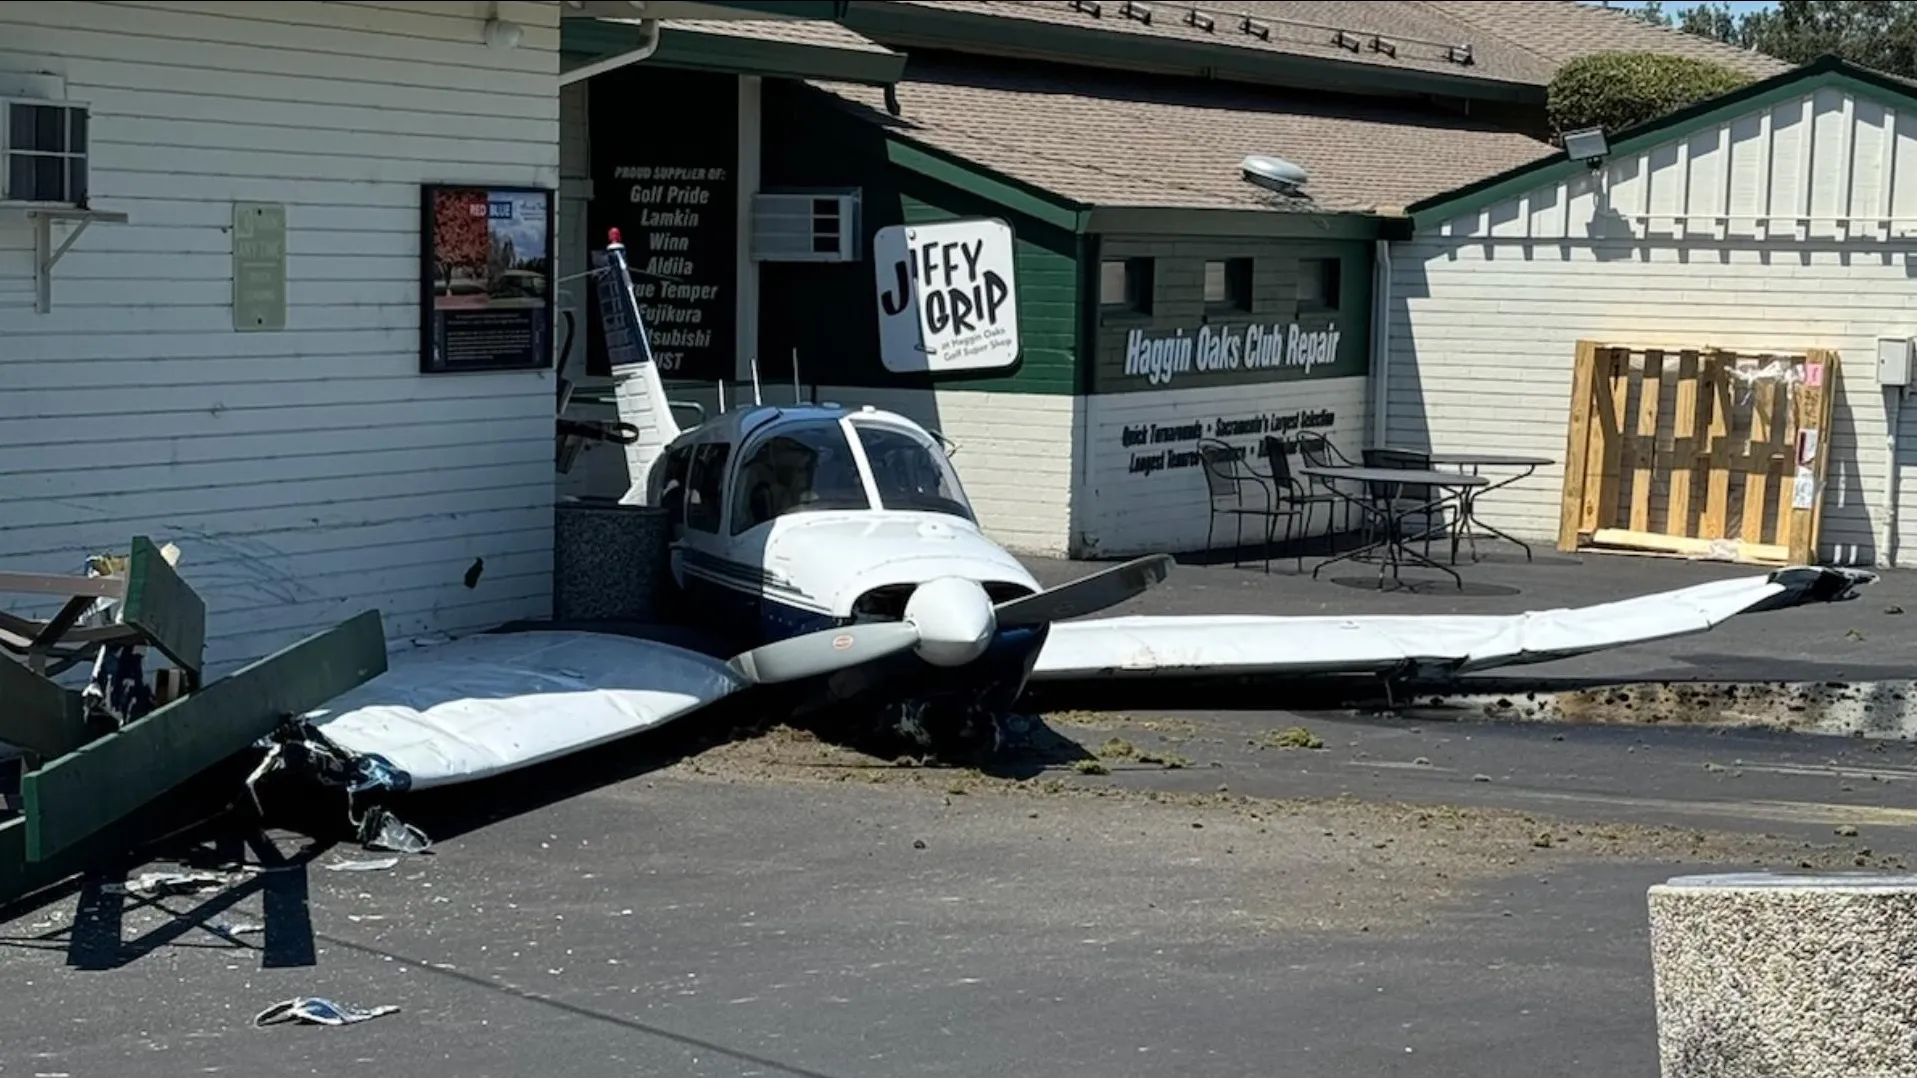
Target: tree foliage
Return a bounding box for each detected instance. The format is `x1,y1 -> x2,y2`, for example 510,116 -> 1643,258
1640,0 -> 1917,81
1546,50 -> 1754,136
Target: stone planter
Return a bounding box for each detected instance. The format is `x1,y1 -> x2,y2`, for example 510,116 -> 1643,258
552,498 -> 670,622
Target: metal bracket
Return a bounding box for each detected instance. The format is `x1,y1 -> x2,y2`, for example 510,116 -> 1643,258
24,206 -> 129,314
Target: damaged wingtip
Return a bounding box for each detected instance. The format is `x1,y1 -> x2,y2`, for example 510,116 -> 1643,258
1768,565 -> 1880,604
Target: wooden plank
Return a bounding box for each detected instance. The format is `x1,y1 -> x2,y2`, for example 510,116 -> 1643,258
1786,349 -> 1840,564
121,535 -> 206,680
1595,348 -> 1631,529
1700,353 -> 1736,538
1589,528 -> 1790,564
0,572 -> 124,600
1743,376 -> 1778,545
0,658 -> 87,759
1667,350 -> 1702,538
1559,339 -> 1601,552
1631,349 -> 1665,532
22,609 -> 388,863
1581,347 -> 1625,533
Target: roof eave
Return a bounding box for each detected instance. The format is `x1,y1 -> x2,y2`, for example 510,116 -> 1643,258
839,1 -> 1544,105
1405,54 -> 1905,233
562,17 -> 905,85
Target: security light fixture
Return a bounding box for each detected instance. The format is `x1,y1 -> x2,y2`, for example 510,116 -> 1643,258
1240,15 -> 1270,39
1185,7 -> 1215,31
1333,29 -> 1360,51
1069,0 -> 1103,15
1119,0 -> 1153,24
1562,126 -> 1610,168
484,16 -> 523,49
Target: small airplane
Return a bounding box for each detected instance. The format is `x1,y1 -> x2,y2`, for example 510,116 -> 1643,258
267,231 -> 1879,804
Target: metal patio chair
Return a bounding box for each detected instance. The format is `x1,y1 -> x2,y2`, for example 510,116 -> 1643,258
1294,430 -> 1359,538
1198,438 -> 1294,573
1257,435 -> 1338,573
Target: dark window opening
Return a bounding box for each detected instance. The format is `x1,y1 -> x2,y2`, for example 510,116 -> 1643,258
1100,257 -> 1153,314
1205,258 -> 1253,311
1298,257 -> 1341,310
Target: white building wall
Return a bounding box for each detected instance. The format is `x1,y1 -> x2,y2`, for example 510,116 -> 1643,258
1077,377 -> 1368,558
0,0 -> 562,675
1387,81 -> 1917,565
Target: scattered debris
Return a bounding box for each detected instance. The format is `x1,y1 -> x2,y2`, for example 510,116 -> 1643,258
1471,774 -> 1492,783
1266,727 -> 1325,750
912,839 -> 927,850
1072,759 -> 1110,776
103,871 -> 233,898
254,997 -> 400,1028
324,856 -> 401,873
212,920 -> 264,939
360,807 -> 432,855
1836,824 -> 1861,837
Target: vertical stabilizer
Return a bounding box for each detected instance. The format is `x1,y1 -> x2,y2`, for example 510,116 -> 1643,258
597,229 -> 683,505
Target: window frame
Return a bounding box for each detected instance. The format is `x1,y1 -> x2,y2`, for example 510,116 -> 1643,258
1,97 -> 90,207
1203,257 -> 1254,312
727,418 -> 872,537
682,441 -> 732,535
1098,257 -> 1154,316
1296,257 -> 1342,312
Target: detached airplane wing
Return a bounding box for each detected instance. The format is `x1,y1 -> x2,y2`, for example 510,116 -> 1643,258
1029,566 -> 1877,681
300,631 -> 748,790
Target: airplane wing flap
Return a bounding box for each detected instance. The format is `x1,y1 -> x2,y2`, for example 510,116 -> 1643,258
1030,567 -> 1875,680
301,631 -> 746,789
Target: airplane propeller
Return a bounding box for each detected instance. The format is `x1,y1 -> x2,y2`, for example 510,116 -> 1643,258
723,553 -> 1175,686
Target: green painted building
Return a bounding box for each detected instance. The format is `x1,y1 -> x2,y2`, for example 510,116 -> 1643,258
557,0 -> 1780,557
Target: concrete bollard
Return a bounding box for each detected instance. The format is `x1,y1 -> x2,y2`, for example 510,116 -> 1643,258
1648,872 -> 1917,1078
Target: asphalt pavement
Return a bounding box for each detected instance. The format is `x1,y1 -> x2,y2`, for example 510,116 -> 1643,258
3,547 -> 1916,1077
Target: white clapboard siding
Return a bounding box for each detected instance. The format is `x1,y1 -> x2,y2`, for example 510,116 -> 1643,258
0,0 -> 561,675
1078,378 -> 1368,558
1388,80 -> 1917,566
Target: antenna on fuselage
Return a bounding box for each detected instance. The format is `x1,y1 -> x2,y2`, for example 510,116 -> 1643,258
717,378 -> 727,413
750,356 -> 763,406
791,348 -> 802,405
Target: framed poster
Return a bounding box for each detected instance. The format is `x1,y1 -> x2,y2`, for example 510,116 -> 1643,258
420,184 -> 556,374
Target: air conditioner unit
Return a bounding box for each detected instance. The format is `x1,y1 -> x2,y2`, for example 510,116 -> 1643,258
751,189 -> 860,263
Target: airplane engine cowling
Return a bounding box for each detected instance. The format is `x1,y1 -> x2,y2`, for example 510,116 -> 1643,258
904,576 -> 997,668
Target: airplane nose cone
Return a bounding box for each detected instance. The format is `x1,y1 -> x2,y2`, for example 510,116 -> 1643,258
904,576 -> 996,667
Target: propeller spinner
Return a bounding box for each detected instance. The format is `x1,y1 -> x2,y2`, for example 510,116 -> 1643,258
724,554 -> 1174,686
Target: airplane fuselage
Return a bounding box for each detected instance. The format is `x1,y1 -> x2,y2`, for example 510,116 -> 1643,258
670,508 -> 1051,726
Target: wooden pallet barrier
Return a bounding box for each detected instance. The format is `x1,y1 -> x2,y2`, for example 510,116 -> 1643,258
1558,342 -> 1839,566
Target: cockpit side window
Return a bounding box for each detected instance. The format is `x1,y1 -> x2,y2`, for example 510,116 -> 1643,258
851,421 -> 975,522
685,441 -> 731,534
730,419 -> 870,536
657,444 -> 693,538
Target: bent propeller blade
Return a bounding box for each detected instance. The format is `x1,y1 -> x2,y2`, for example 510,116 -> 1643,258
726,622 -> 922,685
993,553 -> 1174,629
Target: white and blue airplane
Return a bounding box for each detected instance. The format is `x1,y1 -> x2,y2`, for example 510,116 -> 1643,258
280,232 -> 1879,793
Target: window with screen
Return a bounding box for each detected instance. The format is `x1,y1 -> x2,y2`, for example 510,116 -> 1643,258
4,100 -> 88,205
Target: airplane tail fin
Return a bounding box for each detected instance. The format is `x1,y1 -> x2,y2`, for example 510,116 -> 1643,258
597,228 -> 684,505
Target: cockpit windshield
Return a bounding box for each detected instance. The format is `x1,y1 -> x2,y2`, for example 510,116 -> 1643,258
851,420 -> 975,522
729,419 -> 870,534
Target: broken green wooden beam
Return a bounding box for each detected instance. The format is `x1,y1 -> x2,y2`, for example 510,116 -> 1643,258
120,535 -> 205,681
0,656 -> 87,760
22,609 -> 388,863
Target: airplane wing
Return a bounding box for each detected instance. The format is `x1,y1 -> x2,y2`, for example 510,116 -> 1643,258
1028,566 -> 1877,682
299,630 -> 747,790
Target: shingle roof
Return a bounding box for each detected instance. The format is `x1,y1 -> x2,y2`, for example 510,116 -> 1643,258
891,0 -> 1549,85
661,18 -> 896,53
1418,1 -> 1792,80
874,1 -> 1791,87
811,64 -> 1553,212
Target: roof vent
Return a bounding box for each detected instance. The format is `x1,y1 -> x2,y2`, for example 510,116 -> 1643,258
1241,154 -> 1309,196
